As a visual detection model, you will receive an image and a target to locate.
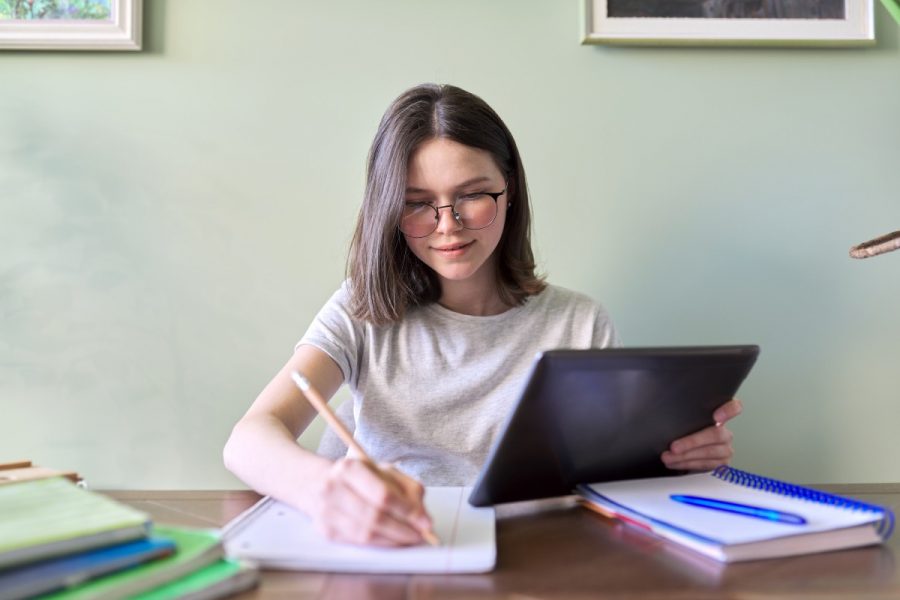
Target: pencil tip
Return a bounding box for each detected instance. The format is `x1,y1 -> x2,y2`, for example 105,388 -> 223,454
424,530 -> 441,546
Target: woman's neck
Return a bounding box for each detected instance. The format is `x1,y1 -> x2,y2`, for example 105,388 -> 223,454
437,277 -> 510,317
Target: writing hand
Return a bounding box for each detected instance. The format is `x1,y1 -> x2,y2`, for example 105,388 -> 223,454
307,458 -> 433,547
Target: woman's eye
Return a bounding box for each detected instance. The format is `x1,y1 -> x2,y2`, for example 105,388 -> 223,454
460,193 -> 485,201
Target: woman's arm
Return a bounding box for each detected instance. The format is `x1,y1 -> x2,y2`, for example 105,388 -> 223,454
223,345 -> 431,546
223,345 -> 340,511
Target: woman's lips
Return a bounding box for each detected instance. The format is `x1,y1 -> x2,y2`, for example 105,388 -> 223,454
432,241 -> 474,256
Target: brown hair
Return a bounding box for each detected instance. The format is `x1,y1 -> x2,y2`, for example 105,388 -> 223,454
347,83 -> 545,325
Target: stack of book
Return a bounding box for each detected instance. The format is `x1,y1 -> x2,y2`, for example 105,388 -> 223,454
0,476 -> 258,600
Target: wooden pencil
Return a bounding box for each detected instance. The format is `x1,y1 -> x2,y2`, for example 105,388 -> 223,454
290,370 -> 439,546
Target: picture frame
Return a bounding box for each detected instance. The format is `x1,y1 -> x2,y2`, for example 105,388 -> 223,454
0,0 -> 141,50
581,0 -> 874,45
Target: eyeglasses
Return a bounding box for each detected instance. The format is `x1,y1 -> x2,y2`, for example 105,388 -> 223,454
399,182 -> 508,238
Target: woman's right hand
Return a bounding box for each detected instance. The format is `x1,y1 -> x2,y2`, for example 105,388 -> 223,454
306,458 -> 433,547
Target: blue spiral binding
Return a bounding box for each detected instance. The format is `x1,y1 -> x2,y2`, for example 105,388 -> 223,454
712,466 -> 895,539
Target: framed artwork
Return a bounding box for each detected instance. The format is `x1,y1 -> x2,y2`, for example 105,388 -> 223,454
582,0 -> 874,45
0,0 -> 141,50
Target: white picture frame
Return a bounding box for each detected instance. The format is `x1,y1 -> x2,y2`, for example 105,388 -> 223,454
582,0 -> 874,45
0,0 -> 141,51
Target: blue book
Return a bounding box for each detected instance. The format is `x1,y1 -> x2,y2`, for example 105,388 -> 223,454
0,537 -> 176,600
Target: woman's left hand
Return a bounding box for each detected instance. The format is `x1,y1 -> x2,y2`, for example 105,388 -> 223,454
661,398 -> 743,471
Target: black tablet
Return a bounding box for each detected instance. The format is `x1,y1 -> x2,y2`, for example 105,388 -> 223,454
468,345 -> 760,507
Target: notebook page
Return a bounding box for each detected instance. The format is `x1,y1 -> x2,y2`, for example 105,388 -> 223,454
586,472 -> 882,545
0,478 -> 149,553
222,486 -> 495,573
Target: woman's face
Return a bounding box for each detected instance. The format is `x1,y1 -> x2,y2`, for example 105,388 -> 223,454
402,138 -> 509,292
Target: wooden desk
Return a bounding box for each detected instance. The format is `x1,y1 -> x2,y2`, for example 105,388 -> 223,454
107,484 -> 900,599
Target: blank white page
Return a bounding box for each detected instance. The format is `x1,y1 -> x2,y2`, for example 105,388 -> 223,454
222,486 -> 495,574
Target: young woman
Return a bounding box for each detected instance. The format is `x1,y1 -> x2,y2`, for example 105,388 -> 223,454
223,84 -> 741,548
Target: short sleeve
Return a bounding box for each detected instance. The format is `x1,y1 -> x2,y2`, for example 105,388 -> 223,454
593,308 -> 622,349
296,281 -> 364,386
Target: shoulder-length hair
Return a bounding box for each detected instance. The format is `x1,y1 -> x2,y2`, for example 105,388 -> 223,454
347,83 -> 545,325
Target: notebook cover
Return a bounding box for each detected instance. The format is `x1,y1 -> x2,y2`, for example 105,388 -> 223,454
42,526 -> 224,600
132,559 -> 259,600
0,478 -> 150,569
0,537 -> 176,600
578,470 -> 889,562
581,472 -> 886,545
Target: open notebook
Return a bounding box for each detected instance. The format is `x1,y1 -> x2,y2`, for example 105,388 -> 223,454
221,486 -> 495,573
578,466 -> 895,563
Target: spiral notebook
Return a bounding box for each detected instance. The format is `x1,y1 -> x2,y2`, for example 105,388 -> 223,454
577,466 -> 895,563
221,487 -> 495,573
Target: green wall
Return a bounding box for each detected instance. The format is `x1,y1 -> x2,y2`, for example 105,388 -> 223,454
2,0 -> 899,489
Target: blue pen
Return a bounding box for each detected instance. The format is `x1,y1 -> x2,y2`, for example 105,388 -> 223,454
670,494 -> 808,525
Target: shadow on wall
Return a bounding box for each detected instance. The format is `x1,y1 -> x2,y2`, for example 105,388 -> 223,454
141,0 -> 165,55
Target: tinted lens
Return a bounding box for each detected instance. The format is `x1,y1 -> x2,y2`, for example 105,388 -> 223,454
456,195 -> 497,230
400,204 -> 437,237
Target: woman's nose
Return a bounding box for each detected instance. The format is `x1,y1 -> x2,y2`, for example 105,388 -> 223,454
434,203 -> 463,234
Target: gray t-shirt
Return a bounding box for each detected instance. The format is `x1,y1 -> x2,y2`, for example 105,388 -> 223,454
297,282 -> 621,485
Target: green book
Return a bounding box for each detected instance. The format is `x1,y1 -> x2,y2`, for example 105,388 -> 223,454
0,478 -> 150,570
42,526 -> 224,600
133,559 -> 259,600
